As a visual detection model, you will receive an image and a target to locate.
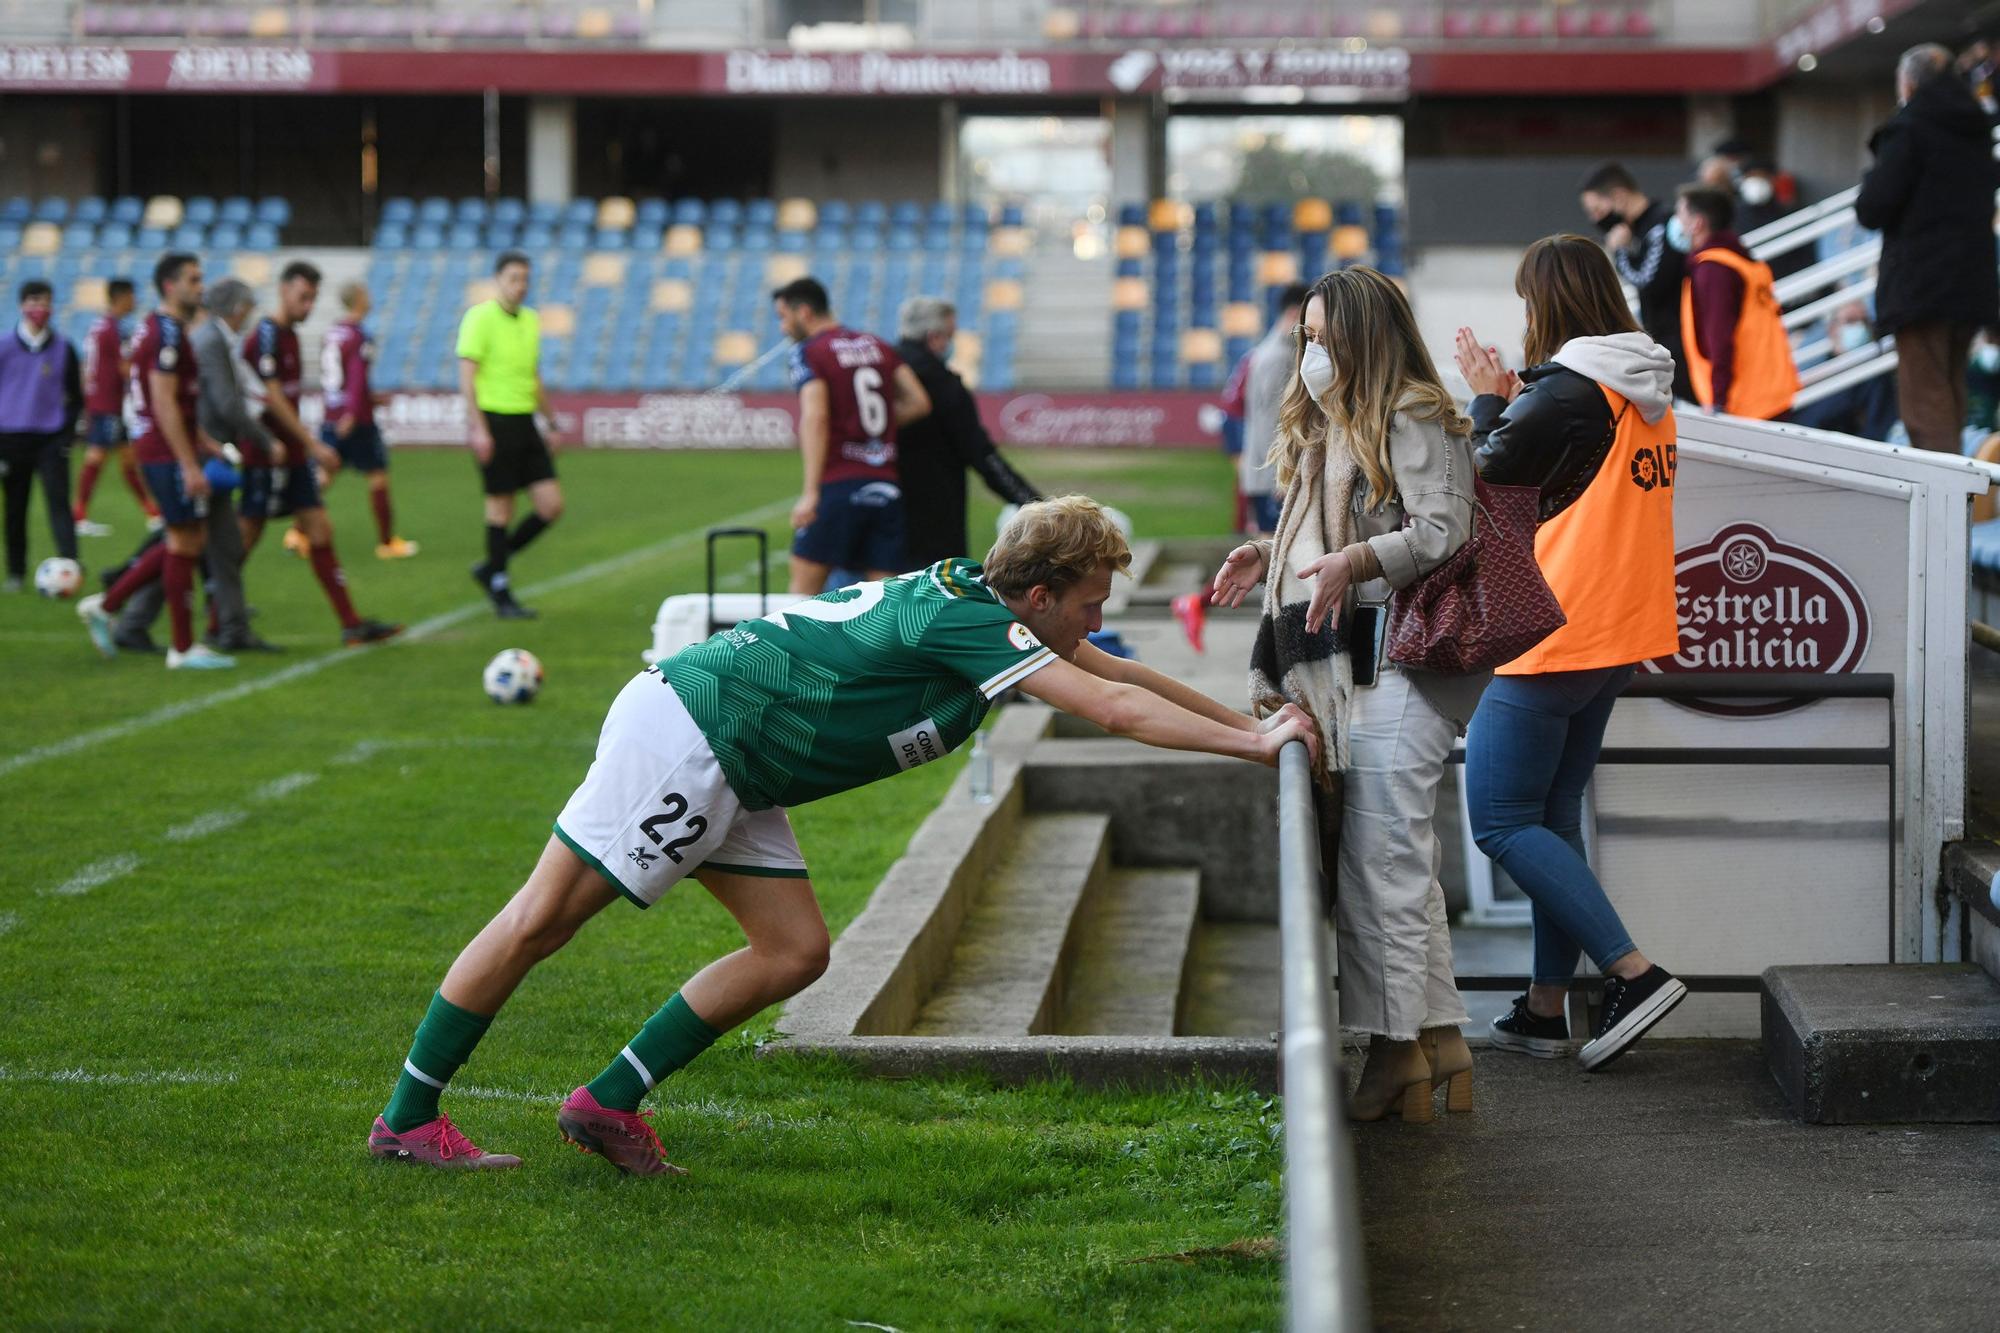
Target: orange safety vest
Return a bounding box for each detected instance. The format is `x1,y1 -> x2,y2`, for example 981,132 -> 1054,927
1498,386 -> 1681,676
1680,246 -> 1800,420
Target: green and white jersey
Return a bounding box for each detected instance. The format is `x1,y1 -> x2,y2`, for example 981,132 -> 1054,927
660,559 -> 1056,811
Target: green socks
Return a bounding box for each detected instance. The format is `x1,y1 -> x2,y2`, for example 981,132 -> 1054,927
382,991 -> 493,1133
584,992 -> 722,1113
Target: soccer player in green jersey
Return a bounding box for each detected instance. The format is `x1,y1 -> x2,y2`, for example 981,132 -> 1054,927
368,496 -> 1318,1174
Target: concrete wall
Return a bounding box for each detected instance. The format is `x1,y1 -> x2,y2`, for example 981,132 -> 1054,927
1406,155 -> 1694,248
0,98 -> 106,201
772,100 -> 945,201
1773,84 -> 1898,201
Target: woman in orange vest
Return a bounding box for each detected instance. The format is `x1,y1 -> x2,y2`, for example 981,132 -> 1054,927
1674,184 -> 1800,420
1453,234 -> 1689,1072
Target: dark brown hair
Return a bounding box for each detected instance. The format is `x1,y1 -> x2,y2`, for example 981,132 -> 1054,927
1515,234 -> 1642,368
1676,184 -> 1735,234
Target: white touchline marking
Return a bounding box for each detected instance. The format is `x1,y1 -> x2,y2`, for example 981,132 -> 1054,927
164,809 -> 249,842
250,771 -> 320,803
42,853 -> 142,897
0,499 -> 788,783
0,1066 -> 239,1087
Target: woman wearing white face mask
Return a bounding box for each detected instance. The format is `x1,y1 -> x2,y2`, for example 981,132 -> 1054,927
1211,267 -> 1485,1123
1788,301 -> 1901,443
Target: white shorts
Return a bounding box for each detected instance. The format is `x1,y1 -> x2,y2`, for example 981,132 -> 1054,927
553,668 -> 807,908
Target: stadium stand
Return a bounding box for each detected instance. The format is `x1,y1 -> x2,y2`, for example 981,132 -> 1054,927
0,193 -> 291,355
1114,196 -> 1404,390
366,195 -> 1020,393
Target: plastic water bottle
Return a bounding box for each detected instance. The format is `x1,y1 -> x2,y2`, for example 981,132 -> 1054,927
968,729 -> 994,804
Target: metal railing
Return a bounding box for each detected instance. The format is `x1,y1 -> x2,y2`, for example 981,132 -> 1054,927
1275,741 -> 1369,1333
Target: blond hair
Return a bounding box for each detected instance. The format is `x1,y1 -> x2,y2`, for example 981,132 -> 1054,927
1271,266 -> 1470,509
982,494 -> 1132,597
339,280 -> 368,312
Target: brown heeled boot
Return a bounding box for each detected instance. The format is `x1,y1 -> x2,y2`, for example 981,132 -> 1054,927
1347,1037 -> 1433,1123
1419,1026 -> 1474,1114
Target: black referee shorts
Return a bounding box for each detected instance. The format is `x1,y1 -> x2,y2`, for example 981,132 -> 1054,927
479,412 -> 556,496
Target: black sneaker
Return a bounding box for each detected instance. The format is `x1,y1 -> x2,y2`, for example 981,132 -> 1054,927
342,619 -> 404,647
1579,966 -> 1688,1072
491,588 -> 537,620
1489,994 -> 1571,1059
210,631 -> 284,654
469,561 -> 494,595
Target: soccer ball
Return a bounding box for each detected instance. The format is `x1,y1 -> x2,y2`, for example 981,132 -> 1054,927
34,556 -> 82,599
482,648 -> 544,704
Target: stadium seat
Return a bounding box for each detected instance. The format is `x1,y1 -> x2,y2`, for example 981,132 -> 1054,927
598,196 -> 636,231
97,223 -> 133,251
220,196 -> 255,226
818,200 -> 851,227
410,224 -> 446,251
211,224 -> 245,252
142,196 -> 184,230
256,197 -> 292,228
184,197 -> 218,227
492,198 -> 526,226
561,198 -> 595,226
446,222 -> 481,251
635,197 -> 669,229
61,223 -> 96,250
108,196 -> 143,227
455,197 -> 488,224
72,196 -> 107,225
709,199 -> 743,227
31,198 -> 68,224
417,197 -> 451,226
745,199 -> 777,228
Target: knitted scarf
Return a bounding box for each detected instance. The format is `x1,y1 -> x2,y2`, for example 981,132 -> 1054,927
1248,431 -> 1359,777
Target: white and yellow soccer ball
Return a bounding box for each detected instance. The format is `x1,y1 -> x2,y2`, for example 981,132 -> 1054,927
35,556 -> 83,599
482,648 -> 544,704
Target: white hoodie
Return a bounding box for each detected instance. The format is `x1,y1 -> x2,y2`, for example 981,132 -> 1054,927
1549,332 -> 1675,425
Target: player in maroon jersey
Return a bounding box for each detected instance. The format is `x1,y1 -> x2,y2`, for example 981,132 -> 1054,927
239,260 -> 400,647
77,254 -> 232,669
71,277 -> 158,535
319,280 -> 417,559
772,277 -> 930,595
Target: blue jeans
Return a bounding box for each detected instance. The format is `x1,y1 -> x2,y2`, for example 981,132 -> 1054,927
1465,665 -> 1639,984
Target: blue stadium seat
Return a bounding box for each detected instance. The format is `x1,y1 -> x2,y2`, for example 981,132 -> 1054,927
887,229 -> 920,254
999,204 -> 1025,228
557,223 -> 592,251
890,201 -> 922,229
922,226 -> 953,253
671,198 -> 705,227
210,224 -> 244,252
709,199 -> 743,227
109,196 -> 143,227
97,223 -> 132,251
925,201 -> 955,230
853,200 -> 887,230
482,223 -> 517,250
707,225 -> 739,254
491,198 -> 526,227
448,222 -> 482,251
745,198 -> 776,228
73,197 -> 107,225
134,227 -> 167,251
61,223 -> 96,250
455,197 -> 488,224
380,197 -> 416,226
418,197 -> 451,226
635,197 -> 669,228
32,197 -> 67,224
818,201 -> 851,227
2,197 -> 32,224
520,222 -> 555,250
410,224 -> 446,251
528,199 -> 563,227
246,222 -> 279,250
219,196 -> 254,226
183,197 -> 217,226
256,197 -> 291,228
593,229 -> 629,251
561,198 -> 595,226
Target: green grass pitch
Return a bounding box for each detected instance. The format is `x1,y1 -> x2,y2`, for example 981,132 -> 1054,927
0,445 -> 1286,1329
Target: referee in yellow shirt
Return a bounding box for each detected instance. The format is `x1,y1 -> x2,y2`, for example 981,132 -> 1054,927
458,250 -> 565,619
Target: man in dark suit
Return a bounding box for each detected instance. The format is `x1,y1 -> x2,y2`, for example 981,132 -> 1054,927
893,296 -> 1042,569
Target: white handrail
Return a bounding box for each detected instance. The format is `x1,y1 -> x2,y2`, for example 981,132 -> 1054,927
1740,185 -> 1861,251
1791,349 -> 1898,410
1783,278 -> 1879,332
1277,741 -> 1370,1333
1772,239 -> 1882,305
1799,335 -> 1895,388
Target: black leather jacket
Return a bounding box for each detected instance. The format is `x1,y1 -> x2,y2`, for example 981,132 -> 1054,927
1470,364 -> 1623,522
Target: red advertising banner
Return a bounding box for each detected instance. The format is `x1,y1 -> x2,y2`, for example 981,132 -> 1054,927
0,41 -> 1790,98
299,389 -> 1225,451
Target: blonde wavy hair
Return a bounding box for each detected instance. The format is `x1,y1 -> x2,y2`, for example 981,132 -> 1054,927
1271,266 -> 1471,509
983,494 -> 1132,597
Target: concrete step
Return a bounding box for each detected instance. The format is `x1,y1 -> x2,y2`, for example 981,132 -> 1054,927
1058,867 -> 1202,1036
911,811 -> 1111,1037
1179,922 -> 1282,1037
1763,963 -> 2000,1123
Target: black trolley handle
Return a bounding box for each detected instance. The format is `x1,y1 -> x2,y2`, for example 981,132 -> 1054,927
705,526 -> 770,636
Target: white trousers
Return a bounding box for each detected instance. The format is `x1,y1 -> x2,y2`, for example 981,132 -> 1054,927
1335,666 -> 1469,1040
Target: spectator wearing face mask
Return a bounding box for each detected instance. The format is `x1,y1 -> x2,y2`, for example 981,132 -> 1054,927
0,279 -> 83,592
1577,162 -> 1691,401
1788,300 -> 1900,442
1673,184 -> 1800,420
1699,143 -> 1809,280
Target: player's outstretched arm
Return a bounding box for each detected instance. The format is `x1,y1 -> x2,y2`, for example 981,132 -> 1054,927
891,362 -> 932,426
1016,656 -> 1318,768
1070,638 -> 1250,732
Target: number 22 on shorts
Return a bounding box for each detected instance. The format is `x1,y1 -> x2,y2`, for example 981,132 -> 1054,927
639,792 -> 707,863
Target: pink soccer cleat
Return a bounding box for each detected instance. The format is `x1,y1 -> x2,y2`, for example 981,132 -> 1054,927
368,1114 -> 522,1169
557,1087 -> 689,1177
